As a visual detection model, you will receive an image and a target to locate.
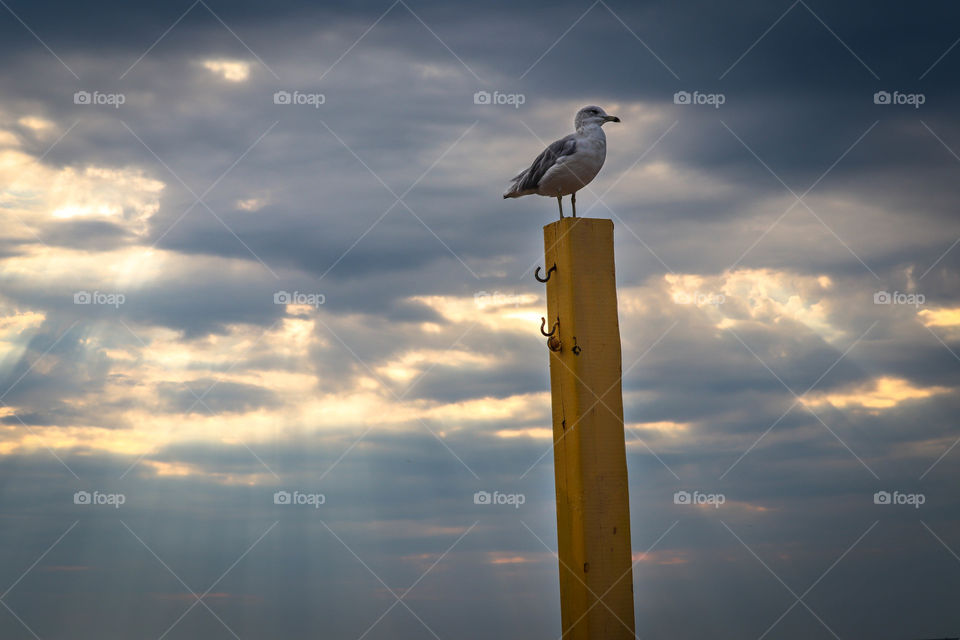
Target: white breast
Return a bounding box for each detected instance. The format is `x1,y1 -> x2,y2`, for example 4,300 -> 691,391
536,128 -> 607,197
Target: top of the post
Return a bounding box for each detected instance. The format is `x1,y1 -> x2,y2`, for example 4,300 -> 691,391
542,217 -> 614,235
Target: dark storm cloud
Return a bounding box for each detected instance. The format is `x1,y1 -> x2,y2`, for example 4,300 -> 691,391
2,0 -> 956,301
38,218 -> 137,249
156,378 -> 280,413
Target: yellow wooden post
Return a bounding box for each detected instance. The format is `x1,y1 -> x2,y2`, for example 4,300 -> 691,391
542,217 -> 635,639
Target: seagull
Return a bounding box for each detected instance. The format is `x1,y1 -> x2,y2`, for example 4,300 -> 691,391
503,105 -> 620,219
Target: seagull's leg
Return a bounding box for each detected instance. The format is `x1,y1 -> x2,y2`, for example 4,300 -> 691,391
571,191 -> 577,217
556,195 -> 564,219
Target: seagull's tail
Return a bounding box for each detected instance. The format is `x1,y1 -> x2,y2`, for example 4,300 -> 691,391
503,171 -> 532,199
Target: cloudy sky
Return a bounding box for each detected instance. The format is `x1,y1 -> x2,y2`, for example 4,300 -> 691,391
1,0 -> 959,638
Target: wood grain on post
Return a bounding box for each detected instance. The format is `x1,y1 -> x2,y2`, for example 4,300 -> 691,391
542,217 -> 635,639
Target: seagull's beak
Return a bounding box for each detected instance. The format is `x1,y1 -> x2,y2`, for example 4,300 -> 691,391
604,115 -> 621,123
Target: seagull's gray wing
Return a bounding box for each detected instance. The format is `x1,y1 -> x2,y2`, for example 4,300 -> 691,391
511,134 -> 577,192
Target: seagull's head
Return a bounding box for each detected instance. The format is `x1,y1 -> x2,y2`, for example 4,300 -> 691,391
575,105 -> 620,130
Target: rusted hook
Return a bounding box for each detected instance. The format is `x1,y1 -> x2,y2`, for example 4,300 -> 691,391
535,263 -> 556,283
540,317 -> 558,337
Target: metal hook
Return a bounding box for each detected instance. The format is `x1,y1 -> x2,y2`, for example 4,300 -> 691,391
540,317 -> 558,337
535,263 -> 556,283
